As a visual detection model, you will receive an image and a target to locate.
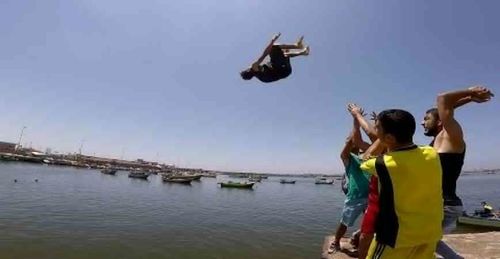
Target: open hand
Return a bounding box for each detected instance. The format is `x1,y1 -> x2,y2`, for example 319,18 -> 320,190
347,103 -> 365,116
469,85 -> 494,102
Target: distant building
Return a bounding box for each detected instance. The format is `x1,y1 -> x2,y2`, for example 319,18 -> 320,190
0,141 -> 17,153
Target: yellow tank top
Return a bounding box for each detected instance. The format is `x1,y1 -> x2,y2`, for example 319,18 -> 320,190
361,145 -> 443,248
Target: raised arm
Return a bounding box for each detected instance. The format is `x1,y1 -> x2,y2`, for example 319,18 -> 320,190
352,117 -> 371,152
340,135 -> 353,167
453,96 -> 473,109
252,33 -> 281,68
437,86 -> 494,143
342,114 -> 370,167
348,103 -> 377,142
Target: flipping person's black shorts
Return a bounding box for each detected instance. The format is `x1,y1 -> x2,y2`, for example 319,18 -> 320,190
269,45 -> 291,71
255,45 -> 292,83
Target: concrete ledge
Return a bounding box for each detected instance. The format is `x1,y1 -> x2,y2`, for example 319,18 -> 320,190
321,232 -> 500,259
442,232 -> 500,258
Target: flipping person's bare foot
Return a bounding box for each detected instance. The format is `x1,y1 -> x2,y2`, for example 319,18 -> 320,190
297,36 -> 305,49
304,45 -> 310,56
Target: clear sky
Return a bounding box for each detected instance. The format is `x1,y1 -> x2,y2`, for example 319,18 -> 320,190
1,0 -> 499,174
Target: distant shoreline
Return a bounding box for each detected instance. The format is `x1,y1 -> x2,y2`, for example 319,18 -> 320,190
0,151 -> 345,178
1,151 -> 498,178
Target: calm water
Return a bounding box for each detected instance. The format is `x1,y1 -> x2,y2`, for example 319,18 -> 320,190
0,163 -> 499,259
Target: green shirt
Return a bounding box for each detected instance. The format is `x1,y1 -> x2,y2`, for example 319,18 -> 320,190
345,153 -> 370,200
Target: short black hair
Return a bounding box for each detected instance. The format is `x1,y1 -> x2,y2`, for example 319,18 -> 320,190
426,108 -> 439,120
240,69 -> 255,80
377,109 -> 416,144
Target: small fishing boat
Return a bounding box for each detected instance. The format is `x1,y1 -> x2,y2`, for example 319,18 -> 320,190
280,179 -> 296,184
128,171 -> 149,180
169,172 -> 202,181
457,215 -> 500,230
219,181 -> 254,189
186,174 -> 202,181
171,175 -> 201,181
162,175 -> 192,184
101,168 -> 117,175
315,177 -> 334,184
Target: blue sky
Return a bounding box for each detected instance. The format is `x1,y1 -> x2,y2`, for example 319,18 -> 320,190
0,0 -> 498,174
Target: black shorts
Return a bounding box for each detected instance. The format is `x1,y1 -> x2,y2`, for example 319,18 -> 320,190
255,46 -> 292,83
269,45 -> 291,71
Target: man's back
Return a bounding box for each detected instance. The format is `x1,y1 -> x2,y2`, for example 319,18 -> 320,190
361,146 -> 443,248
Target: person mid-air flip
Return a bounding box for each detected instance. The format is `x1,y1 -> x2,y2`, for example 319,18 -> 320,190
240,33 -> 310,83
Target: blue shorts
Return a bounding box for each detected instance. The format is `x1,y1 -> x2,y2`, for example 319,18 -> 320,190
340,198 -> 367,227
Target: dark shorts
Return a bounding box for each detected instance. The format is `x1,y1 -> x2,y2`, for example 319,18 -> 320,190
255,46 -> 292,83
269,45 -> 291,72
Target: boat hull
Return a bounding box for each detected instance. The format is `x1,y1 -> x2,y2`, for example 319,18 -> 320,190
169,175 -> 202,181
162,177 -> 192,184
128,173 -> 149,179
457,216 -> 500,229
315,181 -> 333,184
220,182 -> 254,189
101,169 -> 117,175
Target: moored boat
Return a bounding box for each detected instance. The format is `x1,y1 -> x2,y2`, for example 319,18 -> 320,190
219,181 -> 254,189
280,179 -> 296,184
187,174 -> 202,181
128,171 -> 149,179
101,168 -> 117,175
248,177 -> 261,182
170,174 -> 201,181
169,171 -> 202,181
457,215 -> 500,230
315,177 -> 334,184
162,175 -> 192,184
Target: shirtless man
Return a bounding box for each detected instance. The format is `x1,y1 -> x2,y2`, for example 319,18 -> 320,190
422,85 -> 494,258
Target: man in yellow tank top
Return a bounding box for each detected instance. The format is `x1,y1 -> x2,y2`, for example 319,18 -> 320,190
360,109 -> 443,259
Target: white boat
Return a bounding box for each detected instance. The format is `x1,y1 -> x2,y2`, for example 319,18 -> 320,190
248,177 -> 261,182
315,177 -> 334,184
